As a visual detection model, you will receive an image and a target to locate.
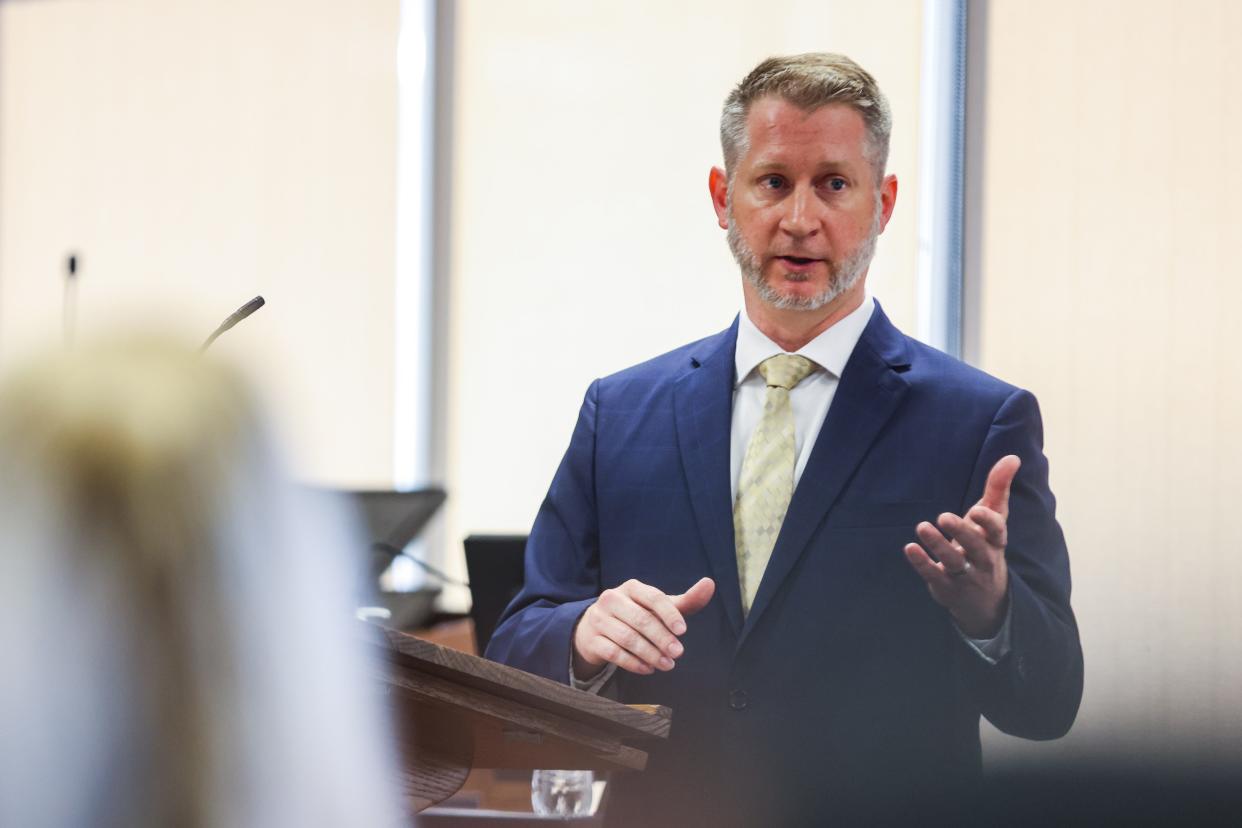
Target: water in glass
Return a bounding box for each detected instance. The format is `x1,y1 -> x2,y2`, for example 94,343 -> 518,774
531,769 -> 594,816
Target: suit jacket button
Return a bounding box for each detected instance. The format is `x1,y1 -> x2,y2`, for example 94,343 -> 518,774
729,689 -> 749,711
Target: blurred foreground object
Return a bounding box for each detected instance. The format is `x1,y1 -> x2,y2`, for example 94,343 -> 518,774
0,337 -> 402,827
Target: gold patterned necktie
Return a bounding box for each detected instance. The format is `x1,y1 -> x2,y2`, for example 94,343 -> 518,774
734,353 -> 816,615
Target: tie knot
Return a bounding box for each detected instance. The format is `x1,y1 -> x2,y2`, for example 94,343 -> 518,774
758,354 -> 815,390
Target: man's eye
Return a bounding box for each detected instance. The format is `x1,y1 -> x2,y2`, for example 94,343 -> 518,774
761,175 -> 784,189
827,178 -> 846,192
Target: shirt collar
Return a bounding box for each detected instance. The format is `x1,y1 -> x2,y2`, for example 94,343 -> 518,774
734,296 -> 875,387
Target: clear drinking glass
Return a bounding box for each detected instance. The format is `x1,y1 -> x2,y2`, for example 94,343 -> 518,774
531,769 -> 594,816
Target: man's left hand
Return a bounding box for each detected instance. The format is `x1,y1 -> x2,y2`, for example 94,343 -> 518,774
903,455 -> 1020,639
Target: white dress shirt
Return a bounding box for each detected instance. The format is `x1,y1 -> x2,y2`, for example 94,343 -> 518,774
731,296 -> 874,501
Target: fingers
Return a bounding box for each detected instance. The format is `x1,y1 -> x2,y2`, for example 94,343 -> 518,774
602,584 -> 683,659
934,513 -> 995,571
980,454 -> 1021,516
576,578 -> 711,677
915,519 -> 972,574
904,542 -> 949,588
578,623 -> 657,675
671,577 -> 715,617
594,614 -> 675,672
629,580 -> 689,636
967,504 -> 1007,548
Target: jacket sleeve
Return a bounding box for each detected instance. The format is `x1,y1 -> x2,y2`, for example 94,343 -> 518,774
484,381 -> 603,684
959,387 -> 1084,739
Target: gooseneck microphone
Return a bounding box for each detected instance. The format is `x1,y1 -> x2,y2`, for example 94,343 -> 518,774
64,253 -> 79,345
201,296 -> 266,351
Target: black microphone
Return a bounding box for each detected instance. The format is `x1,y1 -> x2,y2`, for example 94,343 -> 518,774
64,253 -> 80,345
201,296 -> 265,351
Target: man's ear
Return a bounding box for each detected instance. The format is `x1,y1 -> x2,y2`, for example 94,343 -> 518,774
709,166 -> 729,229
878,173 -> 898,232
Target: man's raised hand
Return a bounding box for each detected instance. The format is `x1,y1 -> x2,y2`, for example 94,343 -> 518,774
903,455 -> 1019,639
572,577 -> 715,678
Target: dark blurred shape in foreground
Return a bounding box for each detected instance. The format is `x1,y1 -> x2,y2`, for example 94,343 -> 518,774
862,760 -> 1242,827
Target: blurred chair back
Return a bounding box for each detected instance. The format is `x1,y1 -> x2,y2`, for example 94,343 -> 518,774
464,534 -> 527,655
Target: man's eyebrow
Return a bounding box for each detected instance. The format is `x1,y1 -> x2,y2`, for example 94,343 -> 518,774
748,158 -> 854,173
748,158 -> 789,172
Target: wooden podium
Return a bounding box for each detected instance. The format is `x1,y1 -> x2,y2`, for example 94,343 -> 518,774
371,624 -> 671,813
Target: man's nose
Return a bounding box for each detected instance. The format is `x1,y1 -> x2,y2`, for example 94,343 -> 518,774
778,185 -> 821,238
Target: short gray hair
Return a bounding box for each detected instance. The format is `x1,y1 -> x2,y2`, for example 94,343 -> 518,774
720,53 -> 892,184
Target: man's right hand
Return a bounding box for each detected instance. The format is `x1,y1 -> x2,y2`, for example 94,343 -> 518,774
572,577 -> 716,678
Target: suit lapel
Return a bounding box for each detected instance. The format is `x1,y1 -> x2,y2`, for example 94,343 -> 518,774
739,304 -> 912,646
673,319 -> 744,635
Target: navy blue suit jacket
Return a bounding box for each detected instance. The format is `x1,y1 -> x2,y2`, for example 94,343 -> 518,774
488,304 -> 1083,826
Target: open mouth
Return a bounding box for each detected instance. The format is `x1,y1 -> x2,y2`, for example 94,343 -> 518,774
777,256 -> 819,267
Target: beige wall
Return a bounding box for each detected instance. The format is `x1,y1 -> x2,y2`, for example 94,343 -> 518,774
0,0 -> 400,486
444,0 -> 925,602
972,0 -> 1242,763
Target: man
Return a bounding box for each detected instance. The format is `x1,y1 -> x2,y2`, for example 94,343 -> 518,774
487,53 -> 1082,826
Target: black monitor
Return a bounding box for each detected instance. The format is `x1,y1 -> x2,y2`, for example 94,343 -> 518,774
463,534 -> 527,655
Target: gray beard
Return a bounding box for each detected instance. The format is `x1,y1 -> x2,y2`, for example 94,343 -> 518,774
727,199 -> 881,312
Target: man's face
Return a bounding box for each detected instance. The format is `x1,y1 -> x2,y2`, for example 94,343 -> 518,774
711,97 -> 897,312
